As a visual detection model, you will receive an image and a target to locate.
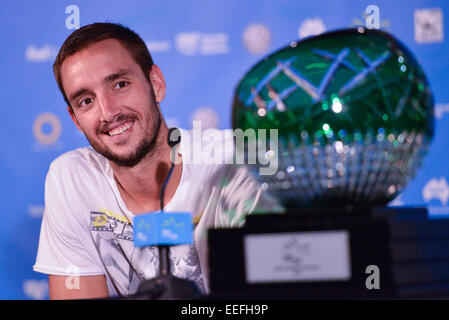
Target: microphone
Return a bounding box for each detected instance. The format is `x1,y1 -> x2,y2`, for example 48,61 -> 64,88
167,127 -> 181,149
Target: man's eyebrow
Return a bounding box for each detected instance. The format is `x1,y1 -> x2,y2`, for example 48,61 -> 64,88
104,69 -> 133,83
69,88 -> 92,104
68,69 -> 134,103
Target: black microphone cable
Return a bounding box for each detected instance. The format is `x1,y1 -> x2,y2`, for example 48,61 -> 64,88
160,127 -> 181,211
158,127 -> 181,276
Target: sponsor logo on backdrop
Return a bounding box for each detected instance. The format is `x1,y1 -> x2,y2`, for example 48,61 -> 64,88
435,103 -> 449,119
190,107 -> 219,130
28,205 -> 44,218
25,45 -> 58,63
175,32 -> 200,56
422,177 -> 449,206
415,7 -> 444,44
175,32 -> 230,56
23,279 -> 48,300
422,177 -> 449,217
33,112 -> 62,146
145,40 -> 171,53
298,17 -> 326,39
242,23 -> 271,54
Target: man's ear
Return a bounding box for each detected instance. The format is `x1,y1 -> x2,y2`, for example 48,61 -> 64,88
149,65 -> 166,103
67,106 -> 82,131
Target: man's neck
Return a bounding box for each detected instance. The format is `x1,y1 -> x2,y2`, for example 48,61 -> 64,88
110,126 -> 183,214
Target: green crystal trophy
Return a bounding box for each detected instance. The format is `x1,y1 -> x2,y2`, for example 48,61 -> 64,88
208,29 -> 449,299
232,28 -> 434,208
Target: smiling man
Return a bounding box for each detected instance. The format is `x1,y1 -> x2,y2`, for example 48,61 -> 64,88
33,23 -> 281,299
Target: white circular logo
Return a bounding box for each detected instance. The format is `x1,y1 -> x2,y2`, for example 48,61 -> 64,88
242,23 -> 271,54
191,107 -> 219,130
33,112 -> 62,146
298,17 -> 326,39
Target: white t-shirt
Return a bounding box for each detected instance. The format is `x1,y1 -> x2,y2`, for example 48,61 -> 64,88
33,128 -> 282,297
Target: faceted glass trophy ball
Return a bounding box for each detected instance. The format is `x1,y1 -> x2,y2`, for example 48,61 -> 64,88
232,28 -> 434,208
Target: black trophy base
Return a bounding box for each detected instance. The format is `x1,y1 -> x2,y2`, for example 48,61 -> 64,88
208,206 -> 449,299
131,274 -> 201,300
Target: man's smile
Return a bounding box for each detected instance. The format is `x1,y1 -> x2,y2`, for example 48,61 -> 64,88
107,120 -> 134,136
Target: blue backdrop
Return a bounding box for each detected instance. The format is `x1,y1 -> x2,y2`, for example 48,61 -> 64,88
0,0 -> 447,299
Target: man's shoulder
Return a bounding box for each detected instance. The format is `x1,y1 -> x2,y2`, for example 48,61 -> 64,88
49,146 -> 108,177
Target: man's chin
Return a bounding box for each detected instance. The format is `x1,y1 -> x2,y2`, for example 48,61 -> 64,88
100,149 -> 146,167
91,139 -> 157,167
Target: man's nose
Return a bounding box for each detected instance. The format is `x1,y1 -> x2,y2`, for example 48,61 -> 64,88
98,94 -> 120,122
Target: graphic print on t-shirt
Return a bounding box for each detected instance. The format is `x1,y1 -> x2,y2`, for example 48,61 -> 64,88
89,209 -> 205,296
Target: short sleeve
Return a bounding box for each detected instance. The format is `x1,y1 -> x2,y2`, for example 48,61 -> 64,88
33,161 -> 104,276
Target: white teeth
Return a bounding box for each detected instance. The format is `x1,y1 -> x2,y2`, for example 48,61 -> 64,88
108,122 -> 132,136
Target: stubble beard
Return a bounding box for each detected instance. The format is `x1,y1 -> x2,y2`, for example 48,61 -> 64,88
87,105 -> 162,168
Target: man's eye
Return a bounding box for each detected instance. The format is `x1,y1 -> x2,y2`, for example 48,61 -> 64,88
80,97 -> 93,107
115,81 -> 129,89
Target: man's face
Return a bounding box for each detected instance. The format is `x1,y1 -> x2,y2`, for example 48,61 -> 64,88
61,39 -> 166,166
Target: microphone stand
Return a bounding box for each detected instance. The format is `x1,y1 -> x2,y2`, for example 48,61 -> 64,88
157,141 -> 177,278
132,128 -> 201,300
